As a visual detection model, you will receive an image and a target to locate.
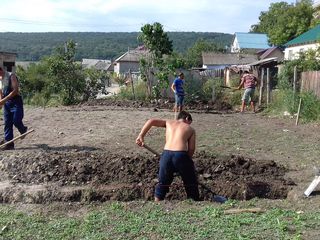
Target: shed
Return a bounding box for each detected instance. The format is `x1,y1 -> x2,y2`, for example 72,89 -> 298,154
202,52 -> 257,70
257,47 -> 284,61
0,51 -> 17,72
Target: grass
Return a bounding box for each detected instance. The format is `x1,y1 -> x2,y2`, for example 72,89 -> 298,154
0,201 -> 319,240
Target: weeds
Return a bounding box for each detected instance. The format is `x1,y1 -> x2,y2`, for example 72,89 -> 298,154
266,89 -> 320,123
0,202 -> 317,239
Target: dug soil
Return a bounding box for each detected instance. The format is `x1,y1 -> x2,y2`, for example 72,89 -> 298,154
0,99 -> 318,205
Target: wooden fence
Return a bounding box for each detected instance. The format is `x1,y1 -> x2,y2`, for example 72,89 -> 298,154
301,71 -> 320,98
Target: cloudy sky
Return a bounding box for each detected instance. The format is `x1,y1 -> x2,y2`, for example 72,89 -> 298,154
0,0 -> 296,33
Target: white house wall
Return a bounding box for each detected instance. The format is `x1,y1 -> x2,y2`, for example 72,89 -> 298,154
114,61 -> 140,75
284,43 -> 319,60
231,38 -> 240,53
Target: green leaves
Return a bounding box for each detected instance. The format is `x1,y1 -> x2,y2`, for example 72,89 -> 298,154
251,1 -> 314,45
138,22 -> 175,98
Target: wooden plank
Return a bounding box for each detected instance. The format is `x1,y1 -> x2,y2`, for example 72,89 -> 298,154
304,175 -> 320,197
224,208 -> 265,214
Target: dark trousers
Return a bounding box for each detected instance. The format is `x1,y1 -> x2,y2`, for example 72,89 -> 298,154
155,150 -> 199,200
3,98 -> 27,145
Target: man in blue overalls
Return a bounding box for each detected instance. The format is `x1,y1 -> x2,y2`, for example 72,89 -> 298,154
0,67 -> 28,150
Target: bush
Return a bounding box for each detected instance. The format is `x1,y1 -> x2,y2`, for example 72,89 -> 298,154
266,89 -> 320,122
266,89 -> 295,115
117,81 -> 148,101
299,92 -> 320,122
202,78 -> 224,101
27,92 -> 62,107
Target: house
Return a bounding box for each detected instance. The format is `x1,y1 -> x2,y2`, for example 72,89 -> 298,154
257,47 -> 284,61
284,24 -> 320,60
202,52 -> 257,70
82,59 -> 113,72
0,51 -> 17,72
113,48 -> 148,75
231,32 -> 270,53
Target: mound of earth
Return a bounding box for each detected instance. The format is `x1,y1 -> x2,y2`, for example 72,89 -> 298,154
80,98 -> 232,112
0,151 -> 294,203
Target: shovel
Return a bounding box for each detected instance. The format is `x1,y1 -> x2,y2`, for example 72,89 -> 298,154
0,129 -> 35,149
142,144 -> 227,203
220,85 -> 238,91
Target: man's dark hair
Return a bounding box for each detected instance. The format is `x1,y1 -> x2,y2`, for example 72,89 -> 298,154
177,111 -> 192,122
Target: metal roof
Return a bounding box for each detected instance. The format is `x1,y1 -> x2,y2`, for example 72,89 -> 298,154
82,59 -> 112,71
234,32 -> 270,50
285,24 -> 320,46
248,57 -> 278,66
114,50 -> 148,62
202,53 -> 257,65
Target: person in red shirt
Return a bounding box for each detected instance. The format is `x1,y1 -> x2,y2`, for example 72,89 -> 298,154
237,70 -> 258,113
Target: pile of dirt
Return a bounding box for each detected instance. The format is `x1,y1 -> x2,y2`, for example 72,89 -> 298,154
80,98 -> 232,112
0,151 -> 294,203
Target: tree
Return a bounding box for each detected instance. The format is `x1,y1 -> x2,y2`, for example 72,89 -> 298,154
251,0 -> 314,46
138,22 -> 174,98
46,40 -> 86,105
185,39 -> 222,68
139,22 -> 173,58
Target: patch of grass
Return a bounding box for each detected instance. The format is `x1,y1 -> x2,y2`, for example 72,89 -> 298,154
0,202 -> 318,239
117,81 -> 149,101
266,89 -> 320,123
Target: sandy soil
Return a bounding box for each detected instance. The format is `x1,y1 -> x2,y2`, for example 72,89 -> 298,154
0,99 -> 319,207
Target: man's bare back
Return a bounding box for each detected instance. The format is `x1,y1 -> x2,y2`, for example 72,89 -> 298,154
164,120 -> 195,157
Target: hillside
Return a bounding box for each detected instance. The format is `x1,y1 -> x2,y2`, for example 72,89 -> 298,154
0,32 -> 232,61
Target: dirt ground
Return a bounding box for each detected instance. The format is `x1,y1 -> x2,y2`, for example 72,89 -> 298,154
0,99 -> 319,208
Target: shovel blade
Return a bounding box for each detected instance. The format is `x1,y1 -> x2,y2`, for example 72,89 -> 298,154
212,195 -> 228,203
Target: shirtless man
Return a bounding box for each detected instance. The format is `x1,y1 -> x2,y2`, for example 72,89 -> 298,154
136,111 -> 199,201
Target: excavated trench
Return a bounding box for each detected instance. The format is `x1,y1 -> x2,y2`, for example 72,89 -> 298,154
0,151 -> 295,203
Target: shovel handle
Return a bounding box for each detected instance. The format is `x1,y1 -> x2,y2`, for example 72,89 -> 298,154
143,144 -> 161,157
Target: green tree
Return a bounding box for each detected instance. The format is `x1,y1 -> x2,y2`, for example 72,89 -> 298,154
83,68 -> 109,101
251,0 -> 314,45
46,40 -> 86,105
185,39 -> 222,68
16,62 -> 51,101
138,22 -> 174,98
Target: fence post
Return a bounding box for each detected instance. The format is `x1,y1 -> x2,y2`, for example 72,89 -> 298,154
129,69 -> 135,100
212,79 -> 216,102
267,68 -> 270,105
259,68 -> 264,106
296,98 -> 302,126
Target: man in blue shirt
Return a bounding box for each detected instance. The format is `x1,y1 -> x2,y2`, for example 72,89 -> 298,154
171,72 -> 185,114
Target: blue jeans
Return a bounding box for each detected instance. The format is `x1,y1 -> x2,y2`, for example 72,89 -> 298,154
3,97 -> 27,145
175,94 -> 184,107
155,150 -> 199,200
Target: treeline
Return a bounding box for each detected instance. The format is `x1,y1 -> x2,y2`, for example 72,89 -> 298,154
0,32 -> 232,61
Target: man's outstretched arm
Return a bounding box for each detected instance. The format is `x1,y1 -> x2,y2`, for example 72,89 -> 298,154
136,119 -> 166,146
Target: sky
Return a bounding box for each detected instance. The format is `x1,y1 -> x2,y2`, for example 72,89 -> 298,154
0,0 -> 297,34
